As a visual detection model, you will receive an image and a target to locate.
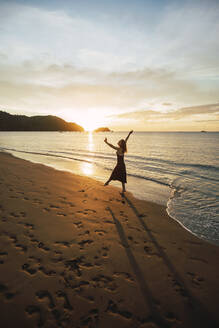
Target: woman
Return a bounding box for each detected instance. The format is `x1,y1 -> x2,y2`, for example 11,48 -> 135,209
104,130 -> 133,193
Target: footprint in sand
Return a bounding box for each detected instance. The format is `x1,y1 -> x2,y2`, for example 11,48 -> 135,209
91,274 -> 117,292
50,254 -> 64,263
56,290 -> 73,310
113,271 -> 134,282
22,259 -> 55,277
38,266 -> 56,277
78,239 -> 93,249
36,290 -> 55,309
64,257 -> 84,277
79,308 -> 99,327
103,219 -> 113,224
101,246 -> 109,257
73,221 -> 84,229
143,245 -> 160,257
15,243 -> 28,252
56,212 -> 67,217
85,209 -> 96,213
9,211 -> 20,218
7,233 -> 17,244
25,305 -> 44,327
9,195 -> 19,199
128,235 -> 139,245
28,236 -> 40,245
94,229 -> 106,236
187,272 -> 204,287
43,207 -> 50,212
54,241 -> 71,248
22,257 -> 41,275
76,210 -> 88,216
49,204 -> 60,209
0,283 -> 15,300
33,199 -> 43,205
79,230 -> 90,237
168,274 -> 189,299
0,251 -> 8,264
60,200 -> 75,207
17,222 -> 34,231
38,242 -> 50,252
22,263 -> 38,275
24,222 -> 34,230
59,196 -> 67,200
106,300 -> 132,319
119,210 -> 128,218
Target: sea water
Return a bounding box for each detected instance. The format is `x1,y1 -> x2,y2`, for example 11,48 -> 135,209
0,131 -> 218,245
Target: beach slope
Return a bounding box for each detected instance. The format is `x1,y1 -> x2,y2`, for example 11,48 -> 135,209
0,152 -> 218,327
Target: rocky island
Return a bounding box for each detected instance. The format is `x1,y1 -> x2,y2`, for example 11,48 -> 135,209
94,127 -> 111,132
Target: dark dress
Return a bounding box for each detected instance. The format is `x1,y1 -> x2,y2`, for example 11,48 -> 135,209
110,152 -> 127,183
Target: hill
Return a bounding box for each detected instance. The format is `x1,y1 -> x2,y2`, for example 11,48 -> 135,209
0,111 -> 84,132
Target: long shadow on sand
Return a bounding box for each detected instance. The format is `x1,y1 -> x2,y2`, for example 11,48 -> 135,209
106,206 -> 170,328
121,194 -> 218,328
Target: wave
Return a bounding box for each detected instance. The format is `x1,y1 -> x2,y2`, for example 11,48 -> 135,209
2,146 -> 218,189
124,154 -> 219,172
47,149 -> 115,162
1,146 -> 171,188
126,172 -> 170,187
48,150 -> 219,183
7,145 -> 218,175
0,147 -> 93,164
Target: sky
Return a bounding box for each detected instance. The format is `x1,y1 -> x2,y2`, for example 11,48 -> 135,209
0,0 -> 219,131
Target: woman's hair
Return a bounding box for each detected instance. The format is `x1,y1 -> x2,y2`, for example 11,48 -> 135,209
119,139 -> 127,153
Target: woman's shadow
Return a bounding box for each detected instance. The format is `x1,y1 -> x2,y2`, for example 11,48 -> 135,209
106,194 -> 218,328
106,206 -> 169,327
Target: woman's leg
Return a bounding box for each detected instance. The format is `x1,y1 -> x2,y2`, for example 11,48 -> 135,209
122,182 -> 126,193
104,178 -> 111,186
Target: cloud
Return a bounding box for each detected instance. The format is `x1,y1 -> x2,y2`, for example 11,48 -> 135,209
152,0 -> 219,74
0,59 -> 219,118
0,1 -> 135,70
111,103 -> 219,121
163,103 -> 172,106
167,104 -> 219,120
108,103 -> 219,130
0,0 -> 219,131
1,0 -> 219,74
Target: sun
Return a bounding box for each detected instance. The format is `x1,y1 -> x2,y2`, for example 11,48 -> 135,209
65,109 -> 109,132
77,111 -> 108,132
81,119 -> 99,132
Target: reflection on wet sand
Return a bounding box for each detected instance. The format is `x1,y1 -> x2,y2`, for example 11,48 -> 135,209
81,162 -> 93,176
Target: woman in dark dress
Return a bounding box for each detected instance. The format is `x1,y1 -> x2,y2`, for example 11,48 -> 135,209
104,130 -> 133,193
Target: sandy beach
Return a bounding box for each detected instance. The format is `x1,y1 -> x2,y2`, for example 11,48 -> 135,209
0,151 -> 219,328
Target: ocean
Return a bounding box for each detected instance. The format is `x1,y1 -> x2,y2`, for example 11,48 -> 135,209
0,131 -> 218,245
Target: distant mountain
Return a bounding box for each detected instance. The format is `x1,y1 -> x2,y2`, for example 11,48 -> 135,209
0,111 -> 84,132
94,127 -> 111,132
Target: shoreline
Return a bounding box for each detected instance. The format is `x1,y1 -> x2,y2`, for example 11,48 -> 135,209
0,147 -> 171,205
2,148 -> 217,246
0,151 -> 219,327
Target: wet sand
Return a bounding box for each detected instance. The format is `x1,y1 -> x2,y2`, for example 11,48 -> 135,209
0,151 -> 219,328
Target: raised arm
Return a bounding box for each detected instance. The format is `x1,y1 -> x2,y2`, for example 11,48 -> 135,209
125,130 -> 133,143
104,138 -> 119,150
